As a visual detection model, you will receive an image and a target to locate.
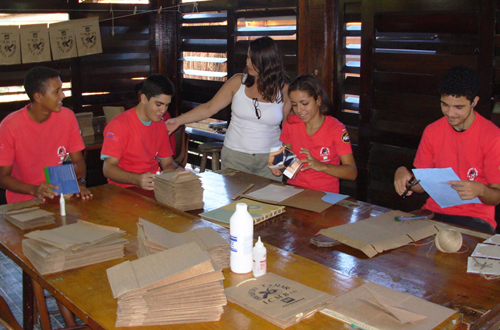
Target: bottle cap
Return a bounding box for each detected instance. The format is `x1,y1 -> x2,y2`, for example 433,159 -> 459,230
255,236 -> 264,247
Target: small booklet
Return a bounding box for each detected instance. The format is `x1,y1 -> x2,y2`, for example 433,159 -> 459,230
44,163 -> 80,195
268,146 -> 303,179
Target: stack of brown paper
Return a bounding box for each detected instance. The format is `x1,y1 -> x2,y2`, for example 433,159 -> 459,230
4,207 -> 55,230
107,242 -> 226,327
137,218 -> 229,268
75,112 -> 94,137
320,282 -> 459,330
153,171 -> 204,211
22,220 -> 127,275
225,272 -> 334,329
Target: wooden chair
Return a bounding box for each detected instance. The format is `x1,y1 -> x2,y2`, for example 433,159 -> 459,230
198,142 -> 223,172
173,125 -> 190,168
0,294 -> 22,330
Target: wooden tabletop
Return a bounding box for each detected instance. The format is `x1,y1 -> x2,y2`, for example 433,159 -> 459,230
0,184 -> 459,330
192,170 -> 500,330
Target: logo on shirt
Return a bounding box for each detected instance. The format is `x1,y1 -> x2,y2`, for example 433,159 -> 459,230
320,147 -> 330,162
342,132 -> 350,143
57,146 -> 67,164
105,132 -> 119,141
467,168 -> 478,181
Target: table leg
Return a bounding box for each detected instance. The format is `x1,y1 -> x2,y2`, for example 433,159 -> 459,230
32,280 -> 51,330
22,271 -> 34,330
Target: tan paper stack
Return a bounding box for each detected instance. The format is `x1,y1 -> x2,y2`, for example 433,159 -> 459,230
75,112 -> 94,137
22,220 -> 128,275
107,242 -> 226,327
4,207 -> 55,230
225,272 -> 334,328
153,171 -> 204,211
137,218 -> 229,268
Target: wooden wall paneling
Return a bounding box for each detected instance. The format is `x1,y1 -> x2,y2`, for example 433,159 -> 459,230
72,2 -> 152,115
298,0 -> 327,81
356,0 -> 496,210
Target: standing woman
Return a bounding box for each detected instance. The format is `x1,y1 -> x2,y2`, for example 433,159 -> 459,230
166,36 -> 290,179
272,75 -> 357,193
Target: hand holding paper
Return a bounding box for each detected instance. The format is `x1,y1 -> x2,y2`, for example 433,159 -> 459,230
412,168 -> 481,208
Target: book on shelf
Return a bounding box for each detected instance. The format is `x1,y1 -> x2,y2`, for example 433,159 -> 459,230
268,146 -> 303,179
199,198 -> 285,228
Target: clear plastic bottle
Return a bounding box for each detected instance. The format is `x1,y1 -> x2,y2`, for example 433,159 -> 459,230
230,203 -> 254,273
253,236 -> 267,277
60,193 -> 66,216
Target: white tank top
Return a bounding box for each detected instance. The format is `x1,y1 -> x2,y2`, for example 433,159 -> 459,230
224,82 -> 284,153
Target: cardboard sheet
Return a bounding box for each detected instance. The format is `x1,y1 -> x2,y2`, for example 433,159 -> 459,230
242,183 -> 333,213
318,210 -> 439,258
321,282 -> 458,330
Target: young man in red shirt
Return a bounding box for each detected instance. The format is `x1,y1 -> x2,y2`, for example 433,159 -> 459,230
0,66 -> 92,203
101,74 -> 179,189
0,66 -> 92,327
394,66 -> 500,233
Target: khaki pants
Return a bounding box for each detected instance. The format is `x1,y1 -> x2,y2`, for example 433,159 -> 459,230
221,146 -> 281,181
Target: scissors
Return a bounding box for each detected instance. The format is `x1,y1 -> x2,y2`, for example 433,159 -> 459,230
401,176 -> 420,198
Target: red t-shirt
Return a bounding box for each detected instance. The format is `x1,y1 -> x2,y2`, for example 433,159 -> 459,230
280,114 -> 353,193
0,105 -> 85,203
101,108 -> 173,188
414,113 -> 500,228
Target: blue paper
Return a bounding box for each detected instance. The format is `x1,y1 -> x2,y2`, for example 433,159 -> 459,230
412,168 -> 481,208
44,164 -> 80,195
321,192 -> 349,204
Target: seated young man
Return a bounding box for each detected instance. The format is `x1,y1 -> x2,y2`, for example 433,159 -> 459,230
0,66 -> 92,202
101,74 -> 179,189
0,66 -> 92,327
394,66 -> 500,234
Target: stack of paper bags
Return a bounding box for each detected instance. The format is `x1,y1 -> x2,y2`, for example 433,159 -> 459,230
75,112 -> 94,137
153,171 -> 204,211
225,272 -> 334,328
4,207 -> 55,230
137,218 -> 229,268
107,242 -> 226,327
467,234 -> 500,275
22,220 -> 128,275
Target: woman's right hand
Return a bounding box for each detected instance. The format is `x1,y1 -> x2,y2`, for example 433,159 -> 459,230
270,168 -> 283,177
165,118 -> 180,135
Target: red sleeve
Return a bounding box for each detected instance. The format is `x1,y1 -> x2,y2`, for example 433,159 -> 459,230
332,120 -> 353,157
101,119 -> 127,160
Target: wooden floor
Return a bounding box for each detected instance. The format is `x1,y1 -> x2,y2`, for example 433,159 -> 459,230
0,250 -> 69,330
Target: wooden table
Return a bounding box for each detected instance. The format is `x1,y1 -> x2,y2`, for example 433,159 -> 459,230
193,170 -> 500,330
0,184 -> 458,330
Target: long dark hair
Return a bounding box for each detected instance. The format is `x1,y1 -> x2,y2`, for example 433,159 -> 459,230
288,75 -> 333,116
244,37 -> 286,103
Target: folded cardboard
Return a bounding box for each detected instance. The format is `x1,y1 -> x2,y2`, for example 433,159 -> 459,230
317,210 -> 439,258
321,282 -> 460,330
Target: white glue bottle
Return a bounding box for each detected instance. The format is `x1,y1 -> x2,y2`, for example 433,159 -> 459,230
60,193 -> 66,216
230,203 -> 254,274
253,236 -> 267,277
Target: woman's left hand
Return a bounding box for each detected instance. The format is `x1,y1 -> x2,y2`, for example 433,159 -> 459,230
299,148 -> 324,172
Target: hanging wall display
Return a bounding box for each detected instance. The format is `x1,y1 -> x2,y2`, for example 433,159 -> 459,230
0,26 -> 21,65
49,20 -> 78,60
20,24 -> 51,64
74,17 -> 102,57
